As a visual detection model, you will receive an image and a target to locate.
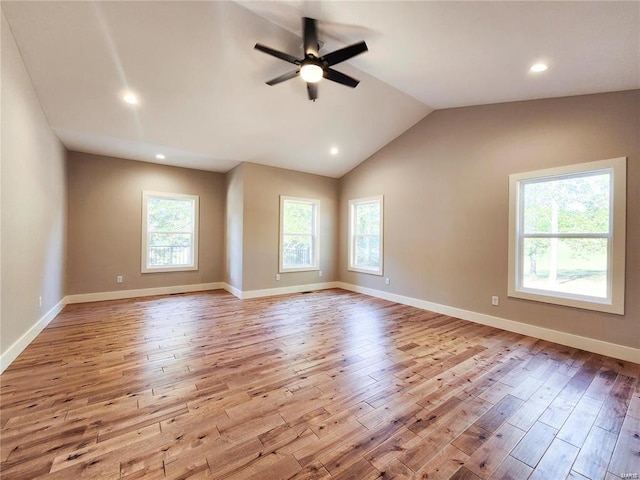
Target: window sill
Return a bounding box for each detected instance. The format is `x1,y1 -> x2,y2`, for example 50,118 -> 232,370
507,287 -> 624,315
142,265 -> 198,274
279,266 -> 320,274
348,266 -> 383,276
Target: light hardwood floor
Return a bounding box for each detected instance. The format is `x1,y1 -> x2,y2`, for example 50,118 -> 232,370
0,289 -> 638,480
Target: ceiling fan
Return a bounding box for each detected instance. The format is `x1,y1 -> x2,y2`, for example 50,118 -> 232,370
255,17 -> 368,102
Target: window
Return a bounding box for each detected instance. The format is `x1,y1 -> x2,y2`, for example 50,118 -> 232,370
349,196 -> 384,275
508,157 -> 626,314
142,191 -> 199,273
279,196 -> 320,272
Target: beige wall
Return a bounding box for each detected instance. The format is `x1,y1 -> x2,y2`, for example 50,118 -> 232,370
65,155 -> 338,296
339,90 -> 640,349
1,12 -> 67,354
241,163 -> 339,292
225,164 -> 244,290
66,152 -> 225,294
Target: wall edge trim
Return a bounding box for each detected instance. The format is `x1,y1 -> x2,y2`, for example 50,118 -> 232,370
222,283 -> 243,298
336,282 -> 640,364
0,297 -> 66,374
65,282 -> 226,304
238,282 -> 339,299
5,282 -> 635,373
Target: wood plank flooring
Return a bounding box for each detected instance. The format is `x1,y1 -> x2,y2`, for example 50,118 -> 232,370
1,289 -> 638,480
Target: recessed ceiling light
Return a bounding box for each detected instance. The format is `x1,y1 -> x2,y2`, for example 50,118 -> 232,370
155,154 -> 165,160
530,63 -> 548,73
122,92 -> 139,105
330,147 -> 339,155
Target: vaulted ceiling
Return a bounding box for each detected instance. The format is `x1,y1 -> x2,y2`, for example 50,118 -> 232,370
2,1 -> 638,177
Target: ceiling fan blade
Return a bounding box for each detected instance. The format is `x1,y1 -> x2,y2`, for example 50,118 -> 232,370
266,69 -> 300,86
324,68 -> 360,88
307,82 -> 318,101
322,41 -> 368,67
303,17 -> 319,56
254,43 -> 300,65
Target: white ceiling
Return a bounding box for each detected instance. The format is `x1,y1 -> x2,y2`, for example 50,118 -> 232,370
2,1 -> 638,178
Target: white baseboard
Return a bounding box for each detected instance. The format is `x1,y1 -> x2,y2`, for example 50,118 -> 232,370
0,297 -> 66,374
235,282 -> 339,299
65,282 -> 226,304
5,281 -> 635,374
222,283 -> 242,298
336,282 -> 640,364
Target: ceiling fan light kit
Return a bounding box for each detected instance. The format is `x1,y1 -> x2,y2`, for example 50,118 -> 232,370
300,62 -> 323,83
255,17 -> 368,101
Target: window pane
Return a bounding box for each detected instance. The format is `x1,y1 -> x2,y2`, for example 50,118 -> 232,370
283,202 -> 314,234
279,197 -> 319,272
148,233 -> 192,266
522,237 -> 608,298
523,172 -> 610,234
148,198 -> 193,232
282,234 -> 313,267
355,202 -> 380,235
355,236 -> 381,269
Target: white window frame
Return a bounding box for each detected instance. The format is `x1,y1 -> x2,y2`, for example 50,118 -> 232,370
508,157 -> 626,314
348,195 -> 384,275
279,196 -> 320,273
142,191 -> 199,273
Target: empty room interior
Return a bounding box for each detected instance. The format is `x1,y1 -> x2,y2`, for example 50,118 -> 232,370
1,1 -> 639,479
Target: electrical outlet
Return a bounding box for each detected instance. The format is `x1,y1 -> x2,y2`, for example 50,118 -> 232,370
38,296 -> 42,308
116,275 -> 123,284
385,278 -> 390,285
492,296 -> 499,306
318,270 -> 323,277
275,274 -> 280,281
